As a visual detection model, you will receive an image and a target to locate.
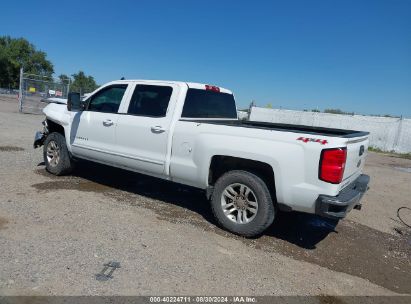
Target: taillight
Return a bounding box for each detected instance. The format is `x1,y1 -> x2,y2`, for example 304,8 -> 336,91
205,85 -> 220,92
319,148 -> 347,184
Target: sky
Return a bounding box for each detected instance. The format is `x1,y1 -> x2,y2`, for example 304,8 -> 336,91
1,0 -> 410,116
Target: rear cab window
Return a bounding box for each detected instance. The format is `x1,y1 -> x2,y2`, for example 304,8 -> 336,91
181,89 -> 237,119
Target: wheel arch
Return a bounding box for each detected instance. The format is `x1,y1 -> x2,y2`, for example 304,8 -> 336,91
46,119 -> 65,136
208,155 -> 277,203
45,118 -> 74,153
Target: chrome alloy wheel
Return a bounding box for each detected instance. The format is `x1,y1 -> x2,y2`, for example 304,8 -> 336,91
46,140 -> 60,167
221,183 -> 258,224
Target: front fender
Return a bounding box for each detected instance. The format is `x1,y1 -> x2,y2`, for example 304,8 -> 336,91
43,103 -> 74,152
43,103 -> 71,127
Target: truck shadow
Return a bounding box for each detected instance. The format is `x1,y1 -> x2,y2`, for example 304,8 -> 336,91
266,212 -> 338,249
68,161 -> 336,250
34,161 -> 411,294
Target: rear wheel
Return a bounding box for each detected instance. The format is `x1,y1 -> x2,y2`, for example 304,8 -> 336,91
211,170 -> 275,237
43,132 -> 74,176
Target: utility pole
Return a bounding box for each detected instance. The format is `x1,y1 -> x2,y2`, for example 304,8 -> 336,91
18,67 -> 23,112
67,78 -> 71,96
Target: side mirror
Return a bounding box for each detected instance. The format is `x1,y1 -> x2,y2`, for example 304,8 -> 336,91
67,92 -> 81,111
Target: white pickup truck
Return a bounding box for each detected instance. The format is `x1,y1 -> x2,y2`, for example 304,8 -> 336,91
34,79 -> 370,237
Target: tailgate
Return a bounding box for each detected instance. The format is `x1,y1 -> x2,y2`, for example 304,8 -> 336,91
342,136 -> 369,187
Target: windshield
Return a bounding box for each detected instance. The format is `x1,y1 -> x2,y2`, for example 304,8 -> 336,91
181,89 -> 237,119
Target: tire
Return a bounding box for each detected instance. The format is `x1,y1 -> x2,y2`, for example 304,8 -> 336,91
43,132 -> 74,176
211,170 -> 275,237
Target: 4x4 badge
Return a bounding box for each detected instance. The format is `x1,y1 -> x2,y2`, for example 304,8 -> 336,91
297,137 -> 328,145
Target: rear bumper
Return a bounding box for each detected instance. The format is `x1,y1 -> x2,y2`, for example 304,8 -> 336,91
315,174 -> 370,219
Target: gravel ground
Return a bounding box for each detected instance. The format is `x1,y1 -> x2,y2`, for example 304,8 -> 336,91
0,96 -> 410,296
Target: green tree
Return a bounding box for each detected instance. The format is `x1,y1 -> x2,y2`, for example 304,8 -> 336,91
0,36 -> 54,88
70,71 -> 98,95
265,103 -> 273,109
58,74 -> 70,84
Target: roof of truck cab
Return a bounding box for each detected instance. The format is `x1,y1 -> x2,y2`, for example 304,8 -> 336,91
108,79 -> 233,94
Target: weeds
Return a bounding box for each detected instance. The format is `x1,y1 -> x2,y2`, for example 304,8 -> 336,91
368,146 -> 411,160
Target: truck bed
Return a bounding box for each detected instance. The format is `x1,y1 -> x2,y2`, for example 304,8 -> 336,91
183,119 -> 369,138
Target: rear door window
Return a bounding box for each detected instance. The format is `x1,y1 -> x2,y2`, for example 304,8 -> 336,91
127,85 -> 173,117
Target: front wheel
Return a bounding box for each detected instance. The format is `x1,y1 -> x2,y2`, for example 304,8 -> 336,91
211,170 -> 275,237
43,132 -> 74,176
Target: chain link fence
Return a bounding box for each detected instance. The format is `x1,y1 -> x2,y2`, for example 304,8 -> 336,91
18,69 -> 70,114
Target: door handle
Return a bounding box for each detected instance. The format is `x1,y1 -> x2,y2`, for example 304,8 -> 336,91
103,119 -> 114,127
151,125 -> 166,133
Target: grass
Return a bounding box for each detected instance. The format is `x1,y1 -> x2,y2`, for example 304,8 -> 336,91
368,146 -> 411,160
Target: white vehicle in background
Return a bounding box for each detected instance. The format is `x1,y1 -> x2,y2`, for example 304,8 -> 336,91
34,79 -> 370,237
41,97 -> 68,105
41,93 -> 92,105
